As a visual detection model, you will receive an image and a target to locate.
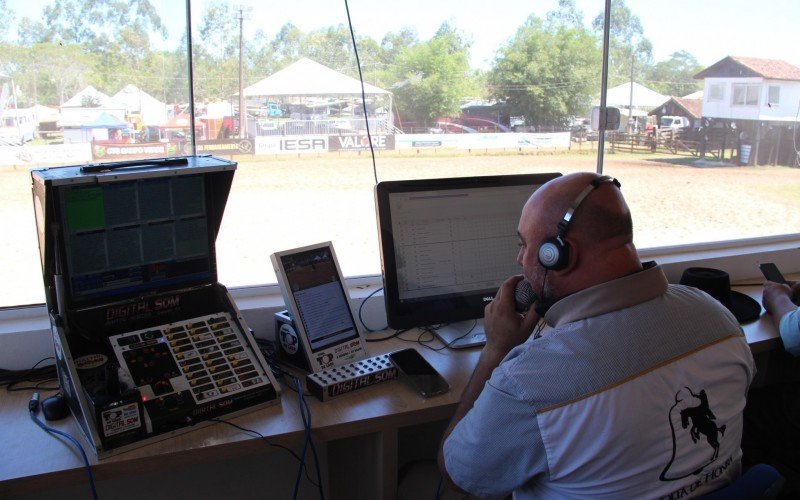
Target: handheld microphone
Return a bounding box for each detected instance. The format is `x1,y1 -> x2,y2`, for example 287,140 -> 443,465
514,278 -> 537,313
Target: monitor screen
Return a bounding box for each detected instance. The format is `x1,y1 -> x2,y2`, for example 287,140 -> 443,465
58,173 -> 213,305
375,173 -> 560,329
277,244 -> 361,353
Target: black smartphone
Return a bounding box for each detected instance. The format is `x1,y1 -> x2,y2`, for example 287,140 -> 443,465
759,263 -> 787,285
388,348 -> 450,398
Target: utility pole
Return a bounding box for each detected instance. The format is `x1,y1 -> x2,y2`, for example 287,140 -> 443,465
628,50 -> 634,133
236,5 -> 252,139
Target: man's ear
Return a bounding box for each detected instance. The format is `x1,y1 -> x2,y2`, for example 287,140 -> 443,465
558,236 -> 581,275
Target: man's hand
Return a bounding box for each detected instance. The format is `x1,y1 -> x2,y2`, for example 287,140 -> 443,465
438,274 -> 541,492
762,280 -> 798,331
483,275 -> 541,356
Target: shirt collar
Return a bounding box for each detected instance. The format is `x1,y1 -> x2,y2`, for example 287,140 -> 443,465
544,262 -> 668,327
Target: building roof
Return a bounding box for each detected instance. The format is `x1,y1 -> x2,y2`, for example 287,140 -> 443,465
243,58 -> 390,97
648,96 -> 703,119
694,56 -> 800,81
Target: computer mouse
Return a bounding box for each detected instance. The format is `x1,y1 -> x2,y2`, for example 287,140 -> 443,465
42,393 -> 70,421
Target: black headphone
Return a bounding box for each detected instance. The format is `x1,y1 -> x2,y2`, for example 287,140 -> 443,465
537,175 -> 621,270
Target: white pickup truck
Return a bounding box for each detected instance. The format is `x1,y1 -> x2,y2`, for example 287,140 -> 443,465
659,115 -> 690,129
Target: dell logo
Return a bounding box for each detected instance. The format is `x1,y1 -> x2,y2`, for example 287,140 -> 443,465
482,296 -> 494,302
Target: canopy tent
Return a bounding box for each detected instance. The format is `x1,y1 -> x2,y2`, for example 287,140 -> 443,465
80,112 -> 128,129
59,86 -> 126,128
602,82 -> 669,110
62,85 -> 119,108
242,58 -> 394,132
112,84 -> 168,126
243,58 -> 390,97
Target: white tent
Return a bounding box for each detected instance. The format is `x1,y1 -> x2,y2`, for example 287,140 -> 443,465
112,84 -> 168,126
61,85 -> 117,108
602,82 -> 668,110
59,85 -> 126,130
243,58 -> 390,97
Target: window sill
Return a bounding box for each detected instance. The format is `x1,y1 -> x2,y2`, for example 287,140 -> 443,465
1,235 -> 797,370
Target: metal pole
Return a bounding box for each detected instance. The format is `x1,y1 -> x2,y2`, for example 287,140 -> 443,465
185,0 -> 197,155
238,6 -> 246,139
629,51 -> 634,132
596,0 -> 612,174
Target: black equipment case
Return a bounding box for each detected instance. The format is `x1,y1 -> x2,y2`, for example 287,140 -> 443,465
31,155 -> 281,458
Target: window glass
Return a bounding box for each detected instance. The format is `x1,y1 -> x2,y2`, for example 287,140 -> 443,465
708,84 -> 724,101
767,85 -> 780,106
1,0 -> 799,309
732,84 -> 761,106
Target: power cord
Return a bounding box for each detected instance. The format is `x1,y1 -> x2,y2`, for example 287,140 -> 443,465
2,357 -> 58,391
28,392 -> 98,500
292,376 -> 324,500
209,417 -> 320,488
357,286 -> 388,332
254,339 -> 324,499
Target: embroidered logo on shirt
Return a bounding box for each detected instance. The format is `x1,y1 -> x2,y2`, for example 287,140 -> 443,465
660,387 -> 726,482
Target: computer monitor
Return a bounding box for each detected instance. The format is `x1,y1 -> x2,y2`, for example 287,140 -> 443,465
375,173 -> 560,344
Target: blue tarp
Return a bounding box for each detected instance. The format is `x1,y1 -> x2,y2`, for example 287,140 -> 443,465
80,112 -> 128,129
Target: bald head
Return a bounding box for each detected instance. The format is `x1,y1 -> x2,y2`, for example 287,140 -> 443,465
529,172 -> 633,247
516,172 -> 641,299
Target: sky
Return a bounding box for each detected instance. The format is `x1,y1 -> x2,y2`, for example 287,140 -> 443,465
6,0 -> 800,70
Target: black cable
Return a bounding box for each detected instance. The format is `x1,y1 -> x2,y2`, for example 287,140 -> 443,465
343,0 -> 379,184
296,377 -> 324,500
414,322 -> 477,352
28,392 -> 98,500
364,328 -> 406,343
358,286 -> 388,332
209,417 -> 320,488
1,357 -> 59,392
291,376 -> 324,500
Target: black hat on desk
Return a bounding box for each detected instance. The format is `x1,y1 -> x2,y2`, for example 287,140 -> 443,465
679,267 -> 761,323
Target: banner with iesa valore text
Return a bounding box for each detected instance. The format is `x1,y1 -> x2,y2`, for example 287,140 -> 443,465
0,132 -> 571,166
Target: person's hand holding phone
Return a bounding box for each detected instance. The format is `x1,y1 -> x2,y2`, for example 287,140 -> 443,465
760,263 -> 799,330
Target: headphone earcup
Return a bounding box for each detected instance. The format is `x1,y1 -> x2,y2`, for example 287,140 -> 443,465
538,237 -> 569,270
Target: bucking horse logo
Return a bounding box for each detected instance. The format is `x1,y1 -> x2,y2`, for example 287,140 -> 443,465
660,386 -> 726,481
680,387 -> 726,461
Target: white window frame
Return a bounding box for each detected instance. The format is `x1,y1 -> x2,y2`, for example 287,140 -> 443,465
767,85 -> 780,106
732,83 -> 761,106
708,83 -> 725,102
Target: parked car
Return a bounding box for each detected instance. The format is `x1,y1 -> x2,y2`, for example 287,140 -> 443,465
660,116 -> 690,129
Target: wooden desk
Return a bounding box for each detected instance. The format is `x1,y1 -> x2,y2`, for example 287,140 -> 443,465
0,336 -> 477,499
0,302 -> 781,499
736,284 -> 782,354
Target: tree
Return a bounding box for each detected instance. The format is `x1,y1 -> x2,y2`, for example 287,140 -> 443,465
9,0 -> 170,104
193,1 -> 240,101
591,0 -> 653,87
489,13 -> 600,127
646,50 -> 703,97
0,0 -> 14,39
388,22 -> 476,127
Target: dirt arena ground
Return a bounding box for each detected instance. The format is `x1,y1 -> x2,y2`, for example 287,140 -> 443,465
2,150 -> 799,307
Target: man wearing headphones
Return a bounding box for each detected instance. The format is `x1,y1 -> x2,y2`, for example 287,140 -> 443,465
438,172 -> 755,498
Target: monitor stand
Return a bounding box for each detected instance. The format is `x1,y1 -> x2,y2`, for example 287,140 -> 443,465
433,319 -> 486,349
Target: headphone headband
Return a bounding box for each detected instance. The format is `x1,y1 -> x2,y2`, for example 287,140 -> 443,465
555,175 -> 620,238
539,175 -> 620,271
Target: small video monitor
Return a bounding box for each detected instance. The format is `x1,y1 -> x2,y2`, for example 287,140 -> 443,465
271,242 -> 367,371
